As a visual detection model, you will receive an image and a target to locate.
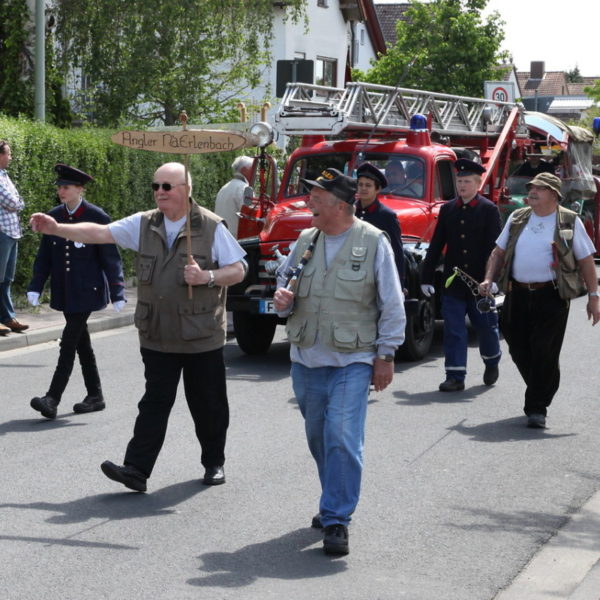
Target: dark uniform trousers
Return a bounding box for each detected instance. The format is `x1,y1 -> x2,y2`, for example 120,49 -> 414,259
124,346 -> 229,478
48,311 -> 101,401
500,286 -> 569,416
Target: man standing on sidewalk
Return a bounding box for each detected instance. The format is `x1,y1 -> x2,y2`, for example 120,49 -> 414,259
0,140 -> 28,335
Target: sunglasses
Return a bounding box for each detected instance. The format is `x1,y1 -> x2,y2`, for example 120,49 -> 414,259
151,182 -> 185,191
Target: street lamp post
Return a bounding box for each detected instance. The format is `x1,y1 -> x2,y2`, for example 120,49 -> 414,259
34,0 -> 45,121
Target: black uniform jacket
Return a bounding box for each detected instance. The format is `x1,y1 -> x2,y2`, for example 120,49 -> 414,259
28,200 -> 125,312
355,197 -> 404,281
421,194 -> 501,299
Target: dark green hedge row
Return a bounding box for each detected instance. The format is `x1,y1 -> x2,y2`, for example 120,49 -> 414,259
1,116 -> 241,293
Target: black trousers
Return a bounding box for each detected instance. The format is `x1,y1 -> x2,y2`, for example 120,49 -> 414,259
124,346 -> 229,478
500,287 -> 570,416
47,311 -> 101,402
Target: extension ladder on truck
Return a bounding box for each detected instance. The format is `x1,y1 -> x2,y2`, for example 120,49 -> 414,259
274,81 -> 529,139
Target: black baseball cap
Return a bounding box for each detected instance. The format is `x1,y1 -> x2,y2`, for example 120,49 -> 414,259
301,167 -> 357,204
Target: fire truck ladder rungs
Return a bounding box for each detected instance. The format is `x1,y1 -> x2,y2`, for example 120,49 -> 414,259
274,81 -> 528,139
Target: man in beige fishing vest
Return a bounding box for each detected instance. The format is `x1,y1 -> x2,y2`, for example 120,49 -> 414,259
30,162 -> 246,491
273,167 -> 405,556
480,172 -> 599,429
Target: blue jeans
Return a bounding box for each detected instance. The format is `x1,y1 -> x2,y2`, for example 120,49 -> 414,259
441,294 -> 501,382
291,361 -> 372,527
0,231 -> 17,323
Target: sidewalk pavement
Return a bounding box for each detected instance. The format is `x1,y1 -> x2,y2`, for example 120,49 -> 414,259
3,284 -> 600,600
0,285 -> 137,352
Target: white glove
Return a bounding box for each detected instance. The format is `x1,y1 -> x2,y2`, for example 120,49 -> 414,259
112,300 -> 126,312
420,284 -> 435,297
27,292 -> 40,306
490,282 -> 499,295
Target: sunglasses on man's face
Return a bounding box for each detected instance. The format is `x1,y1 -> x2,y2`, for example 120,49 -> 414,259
151,182 -> 185,191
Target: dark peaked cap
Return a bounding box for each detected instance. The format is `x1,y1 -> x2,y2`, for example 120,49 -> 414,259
356,162 -> 388,189
54,164 -> 94,186
454,158 -> 486,176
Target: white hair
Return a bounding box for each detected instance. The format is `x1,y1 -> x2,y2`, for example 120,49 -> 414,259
232,155 -> 253,174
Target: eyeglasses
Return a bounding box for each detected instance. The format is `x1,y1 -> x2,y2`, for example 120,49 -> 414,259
151,182 -> 186,191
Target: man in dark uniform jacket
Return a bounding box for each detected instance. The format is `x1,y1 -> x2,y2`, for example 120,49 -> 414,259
355,162 -> 404,284
28,164 -> 125,419
420,159 -> 502,391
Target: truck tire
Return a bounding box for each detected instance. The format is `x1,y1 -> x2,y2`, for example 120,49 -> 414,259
397,297 -> 435,361
233,311 -> 278,355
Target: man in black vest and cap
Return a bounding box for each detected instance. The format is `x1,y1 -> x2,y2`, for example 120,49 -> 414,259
420,158 -> 502,391
355,162 -> 404,284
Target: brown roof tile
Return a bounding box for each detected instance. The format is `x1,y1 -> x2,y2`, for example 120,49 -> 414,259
373,2 -> 411,47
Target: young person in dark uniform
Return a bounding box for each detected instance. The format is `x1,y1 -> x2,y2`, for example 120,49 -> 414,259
28,164 -> 125,419
420,159 -> 502,391
355,162 -> 404,284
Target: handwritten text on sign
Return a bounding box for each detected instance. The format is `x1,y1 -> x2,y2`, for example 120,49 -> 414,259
111,130 -> 250,154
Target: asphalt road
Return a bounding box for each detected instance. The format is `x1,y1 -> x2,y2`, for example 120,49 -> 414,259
2,295 -> 600,600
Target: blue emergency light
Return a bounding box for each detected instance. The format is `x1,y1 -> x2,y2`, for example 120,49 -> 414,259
593,117 -> 600,136
410,114 -> 428,131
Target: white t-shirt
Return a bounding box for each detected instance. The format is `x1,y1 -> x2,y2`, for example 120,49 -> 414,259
109,212 -> 246,267
496,210 -> 596,283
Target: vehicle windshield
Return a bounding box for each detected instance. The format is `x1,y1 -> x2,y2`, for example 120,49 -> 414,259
284,153 -> 352,198
506,175 -> 531,197
355,154 -> 425,199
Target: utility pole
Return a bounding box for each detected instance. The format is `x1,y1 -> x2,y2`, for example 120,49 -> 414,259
34,0 -> 45,121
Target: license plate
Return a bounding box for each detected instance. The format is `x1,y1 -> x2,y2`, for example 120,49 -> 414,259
258,299 -> 276,314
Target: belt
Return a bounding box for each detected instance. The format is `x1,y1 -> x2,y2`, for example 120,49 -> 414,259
511,280 -> 555,291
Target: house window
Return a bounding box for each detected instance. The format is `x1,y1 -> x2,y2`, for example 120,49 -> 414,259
316,57 -> 337,87
317,0 -> 329,7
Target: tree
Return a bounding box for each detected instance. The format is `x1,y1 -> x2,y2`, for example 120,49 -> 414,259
585,81 -> 600,103
567,66 -> 583,83
54,0 -> 306,126
353,0 -> 508,98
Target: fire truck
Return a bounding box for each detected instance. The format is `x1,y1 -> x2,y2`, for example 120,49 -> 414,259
227,81 -> 600,359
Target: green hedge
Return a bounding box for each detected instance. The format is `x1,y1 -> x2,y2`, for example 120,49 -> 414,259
0,116 -> 241,293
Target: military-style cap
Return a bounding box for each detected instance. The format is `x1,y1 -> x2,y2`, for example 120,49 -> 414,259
301,167 -> 357,204
455,158 -> 486,176
526,172 -> 562,199
356,162 -> 388,189
54,164 -> 94,186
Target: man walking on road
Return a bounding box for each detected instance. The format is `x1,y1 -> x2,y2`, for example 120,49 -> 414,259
273,167 -> 405,555
30,162 -> 246,491
480,172 -> 599,429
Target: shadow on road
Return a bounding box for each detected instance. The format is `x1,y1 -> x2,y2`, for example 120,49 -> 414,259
188,527 -> 347,588
0,417 -> 87,436
447,417 -> 577,442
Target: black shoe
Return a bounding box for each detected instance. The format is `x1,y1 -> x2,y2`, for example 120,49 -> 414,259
483,365 -> 499,386
30,395 -> 59,419
101,460 -> 147,492
73,394 -> 106,414
439,378 -> 465,392
203,466 -> 225,486
527,414 -> 547,429
311,513 -> 323,529
323,524 -> 349,555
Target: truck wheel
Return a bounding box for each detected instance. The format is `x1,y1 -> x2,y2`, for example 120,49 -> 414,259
397,297 -> 435,361
233,311 -> 277,355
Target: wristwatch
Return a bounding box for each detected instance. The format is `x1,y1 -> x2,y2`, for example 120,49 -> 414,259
207,270 -> 216,288
377,354 -> 394,362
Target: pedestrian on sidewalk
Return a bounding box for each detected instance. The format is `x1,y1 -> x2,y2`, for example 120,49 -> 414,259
28,164 -> 126,420
0,140 -> 29,335
30,162 -> 246,493
420,158 -> 502,392
273,167 -> 405,555
480,172 -> 599,429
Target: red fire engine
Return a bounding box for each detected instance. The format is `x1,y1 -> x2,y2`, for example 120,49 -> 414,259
227,81 -> 600,359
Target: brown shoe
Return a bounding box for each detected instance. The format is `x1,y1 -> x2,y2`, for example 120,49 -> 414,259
3,318 -> 29,333
0,324 -> 9,336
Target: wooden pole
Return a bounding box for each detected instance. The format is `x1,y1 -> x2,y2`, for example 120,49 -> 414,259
179,110 -> 193,300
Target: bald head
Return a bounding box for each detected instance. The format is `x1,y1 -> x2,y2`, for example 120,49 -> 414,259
152,162 -> 193,220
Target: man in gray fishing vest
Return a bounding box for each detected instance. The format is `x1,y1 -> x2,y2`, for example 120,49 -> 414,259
273,167 -> 405,556
30,162 -> 246,491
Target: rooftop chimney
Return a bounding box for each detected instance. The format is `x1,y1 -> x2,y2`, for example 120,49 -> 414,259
530,61 -> 545,79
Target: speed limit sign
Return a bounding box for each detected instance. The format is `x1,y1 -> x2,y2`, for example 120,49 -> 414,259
492,87 -> 509,102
